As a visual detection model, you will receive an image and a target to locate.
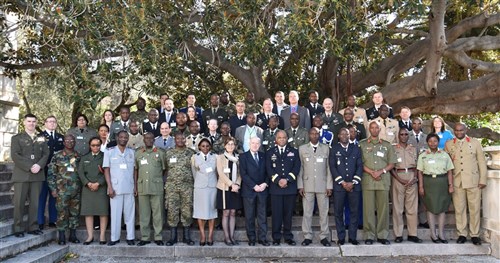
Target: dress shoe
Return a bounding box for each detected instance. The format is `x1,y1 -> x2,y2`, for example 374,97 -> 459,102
394,236 -> 403,243
231,239 -> 239,246
200,241 -> 206,246
377,239 -> 390,245
121,225 -> 126,230
155,240 -> 164,246
258,240 -> 270,246
456,235 -> 467,244
285,239 -> 296,246
248,240 -> 256,246
28,230 -> 43,235
301,239 -> 312,246
358,225 -> 363,230
135,225 -> 140,230
320,238 -> 331,247
431,237 -> 440,243
337,239 -> 345,245
407,236 -> 423,243
68,229 -> 80,243
83,238 -> 94,245
207,239 -> 214,246
127,239 -> 135,246
438,237 -> 448,244
349,239 -> 359,245
48,223 -> 57,228
365,239 -> 373,245
14,232 -> 24,238
108,240 -> 120,246
39,224 -> 44,230
99,240 -> 107,245
224,239 -> 233,246
471,237 -> 481,245
272,240 -> 280,246
137,240 -> 150,246
419,222 -> 430,229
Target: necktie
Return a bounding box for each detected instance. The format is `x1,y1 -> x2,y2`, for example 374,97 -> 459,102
50,131 -> 54,139
383,119 -> 386,127
213,108 -> 216,114
313,103 -> 317,110
280,148 -> 283,155
270,131 -> 274,136
416,134 -> 420,143
266,114 -> 269,120
163,138 -> 167,146
167,113 -> 170,122
313,146 -> 317,153
254,152 -> 259,164
239,116 -> 242,120
152,123 -> 156,130
123,122 -> 127,129
80,129 -> 84,133
327,114 -> 330,118
204,155 -> 207,161
292,129 -> 296,137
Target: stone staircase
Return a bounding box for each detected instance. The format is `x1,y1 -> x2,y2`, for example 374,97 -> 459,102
0,161 -> 493,262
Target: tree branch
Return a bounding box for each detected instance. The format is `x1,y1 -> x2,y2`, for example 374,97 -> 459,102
424,0 -> 447,95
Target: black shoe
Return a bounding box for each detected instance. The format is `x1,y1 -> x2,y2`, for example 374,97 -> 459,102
28,230 -> 43,235
48,223 -> 57,228
200,241 -> 206,246
68,229 -> 80,243
471,237 -> 481,245
135,225 -> 140,230
207,239 -> 214,246
127,239 -> 135,246
108,240 -> 120,246
137,240 -> 150,246
285,239 -> 296,246
301,239 -> 312,246
230,238 -> 239,246
431,237 -> 440,243
377,239 -> 390,245
166,227 -> 178,246
155,240 -> 164,246
320,238 -> 331,247
121,225 -> 126,230
14,232 -> 24,238
58,231 -> 66,245
224,239 -> 233,246
394,236 -> 403,243
99,240 -> 107,245
182,227 -> 195,246
365,239 -> 373,245
349,239 -> 359,245
38,224 -> 44,230
408,236 -> 423,243
248,240 -> 256,246
337,239 -> 345,245
258,240 -> 270,246
272,240 -> 280,246
419,222 -> 430,229
83,238 -> 94,245
457,235 -> 467,244
358,225 -> 363,230
438,237 -> 448,244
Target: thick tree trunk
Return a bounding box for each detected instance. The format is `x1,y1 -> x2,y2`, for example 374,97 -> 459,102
425,0 -> 447,95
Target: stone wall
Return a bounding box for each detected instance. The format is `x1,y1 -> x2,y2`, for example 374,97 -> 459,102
483,145 -> 500,258
0,69 -> 19,162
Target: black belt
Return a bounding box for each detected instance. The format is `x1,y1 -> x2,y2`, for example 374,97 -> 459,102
423,173 -> 446,178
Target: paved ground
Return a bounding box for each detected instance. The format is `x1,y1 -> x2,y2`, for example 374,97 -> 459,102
64,255 -> 499,263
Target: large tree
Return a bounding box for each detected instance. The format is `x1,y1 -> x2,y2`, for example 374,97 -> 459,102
1,0 -> 499,139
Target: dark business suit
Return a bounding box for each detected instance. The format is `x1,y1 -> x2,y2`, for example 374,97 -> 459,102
142,121 -> 161,137
179,106 -> 203,116
398,119 -> 413,131
329,143 -> 363,241
266,146 -> 301,242
332,121 -> 367,143
158,111 -> 177,127
228,115 -> 247,137
240,150 -> 269,242
366,105 -> 394,120
272,104 -> 289,116
37,131 -> 64,226
280,105 -> 311,130
305,103 -> 325,125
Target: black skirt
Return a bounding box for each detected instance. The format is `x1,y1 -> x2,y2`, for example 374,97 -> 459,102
216,189 -> 242,210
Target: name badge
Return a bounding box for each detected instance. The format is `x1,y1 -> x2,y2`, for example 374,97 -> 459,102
317,158 -> 324,163
322,125 -> 328,130
67,167 -> 75,172
141,159 -> 148,165
31,154 -> 35,160
305,158 -> 309,162
376,151 -> 385,157
170,158 -> 177,163
397,157 -> 402,163
76,136 -> 84,140
223,168 -> 230,173
387,132 -> 394,136
263,140 -> 269,145
288,138 -> 294,142
119,164 -> 127,169
428,159 -> 436,164
170,123 -> 177,127
205,167 -> 213,173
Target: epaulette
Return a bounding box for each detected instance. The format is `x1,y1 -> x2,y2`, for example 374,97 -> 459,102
196,152 -> 201,155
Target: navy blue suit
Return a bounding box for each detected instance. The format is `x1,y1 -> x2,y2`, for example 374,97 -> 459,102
228,115 -> 247,137
266,146 -> 301,241
256,113 -> 284,130
38,130 -> 64,226
142,121 -> 161,137
329,143 -> 363,241
240,150 -> 268,242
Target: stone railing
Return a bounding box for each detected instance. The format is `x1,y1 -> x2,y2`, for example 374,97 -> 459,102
483,145 -> 500,258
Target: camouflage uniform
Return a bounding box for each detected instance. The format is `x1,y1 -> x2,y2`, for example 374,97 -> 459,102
171,127 -> 190,137
220,103 -> 236,117
164,147 -> 195,227
130,110 -> 148,125
48,151 -> 82,231
245,102 -> 262,115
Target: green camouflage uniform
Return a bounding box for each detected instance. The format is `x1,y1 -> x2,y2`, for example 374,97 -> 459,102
171,126 -> 190,137
48,151 -> 82,231
220,103 -> 236,117
164,147 -> 195,227
130,110 -> 148,125
244,102 -> 262,115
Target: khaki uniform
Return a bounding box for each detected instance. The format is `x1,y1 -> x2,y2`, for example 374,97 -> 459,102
359,138 -> 397,240
445,137 -> 487,237
339,106 -> 368,129
127,133 -> 145,150
391,143 -> 418,237
186,134 -> 205,152
135,146 -> 166,241
373,117 -> 399,144
285,127 -> 309,149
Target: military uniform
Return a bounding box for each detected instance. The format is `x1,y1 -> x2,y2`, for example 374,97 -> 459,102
245,102 -> 262,115
329,142 -> 363,242
359,137 -> 397,240
48,150 -> 82,231
266,146 -> 301,242
78,151 -> 108,216
262,128 -> 280,151
256,113 -> 284,130
285,127 -> 309,149
320,112 -> 343,130
171,126 -> 190,137
11,132 -> 50,233
391,143 -> 419,238
332,121 -> 367,143
201,107 -> 229,129
127,133 -> 145,150
373,117 -> 399,144
109,120 -> 130,142
445,137 -> 487,238
135,146 -> 166,242
339,107 -> 368,129
164,147 -> 195,227
298,143 -> 332,241
67,127 -> 97,155
220,103 -> 236,117
130,110 -> 148,125
186,134 -> 205,152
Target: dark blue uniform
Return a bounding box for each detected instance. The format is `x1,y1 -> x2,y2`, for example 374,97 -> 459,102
256,113 -> 284,130
38,130 -> 64,227
329,143 -> 363,241
266,146 -> 301,243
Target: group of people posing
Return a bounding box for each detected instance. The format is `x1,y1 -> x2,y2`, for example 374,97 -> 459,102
10,90 -> 487,249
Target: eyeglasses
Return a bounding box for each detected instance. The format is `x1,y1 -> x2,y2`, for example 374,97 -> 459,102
90,144 -> 101,147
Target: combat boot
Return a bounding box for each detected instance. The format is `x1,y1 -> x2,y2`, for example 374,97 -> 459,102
68,229 -> 80,243
183,226 -> 195,245
58,230 -> 66,245
165,227 -> 177,246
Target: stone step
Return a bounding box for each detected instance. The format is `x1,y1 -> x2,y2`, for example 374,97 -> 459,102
0,202 -> 30,221
2,243 -> 68,263
0,192 -> 13,206
0,163 -> 14,173
340,241 -> 491,256
0,171 -> 12,182
0,181 -> 13,192
0,229 -> 56,260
